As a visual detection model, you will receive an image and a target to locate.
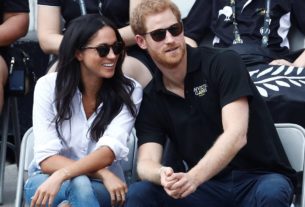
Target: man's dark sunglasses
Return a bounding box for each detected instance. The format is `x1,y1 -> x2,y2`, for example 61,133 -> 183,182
82,41 -> 124,57
143,22 -> 183,42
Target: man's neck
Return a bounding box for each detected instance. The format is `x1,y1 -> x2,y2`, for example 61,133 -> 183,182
158,54 -> 187,98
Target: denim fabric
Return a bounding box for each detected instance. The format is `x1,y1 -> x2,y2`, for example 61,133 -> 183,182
24,173 -> 112,207
126,171 -> 293,207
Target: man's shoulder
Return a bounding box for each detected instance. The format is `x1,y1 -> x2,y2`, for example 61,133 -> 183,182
188,46 -> 242,72
141,78 -> 167,111
143,79 -> 159,96
195,46 -> 240,58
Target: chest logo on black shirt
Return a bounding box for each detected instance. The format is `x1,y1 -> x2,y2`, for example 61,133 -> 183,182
218,6 -> 233,21
193,84 -> 208,97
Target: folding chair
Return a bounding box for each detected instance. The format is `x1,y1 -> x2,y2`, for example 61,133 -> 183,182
14,127 -> 33,207
14,127 -> 138,207
275,123 -> 305,207
121,128 -> 138,186
0,92 -> 22,205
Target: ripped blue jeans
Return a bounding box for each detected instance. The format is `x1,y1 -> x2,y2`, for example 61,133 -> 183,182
24,173 -> 111,207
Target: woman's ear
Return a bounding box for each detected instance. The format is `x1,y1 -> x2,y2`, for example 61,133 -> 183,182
135,34 -> 148,50
75,50 -> 83,61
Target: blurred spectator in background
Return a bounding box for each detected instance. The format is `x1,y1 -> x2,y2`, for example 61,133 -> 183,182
0,0 -> 29,113
185,0 -> 305,66
184,0 -> 305,127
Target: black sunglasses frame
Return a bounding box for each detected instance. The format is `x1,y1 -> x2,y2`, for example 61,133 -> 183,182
143,22 -> 183,42
82,41 -> 124,57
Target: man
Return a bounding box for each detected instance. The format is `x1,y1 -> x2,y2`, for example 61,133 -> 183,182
126,0 -> 296,206
0,0 -> 29,113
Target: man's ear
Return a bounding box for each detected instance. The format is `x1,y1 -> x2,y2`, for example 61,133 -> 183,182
135,34 -> 148,50
75,50 -> 83,61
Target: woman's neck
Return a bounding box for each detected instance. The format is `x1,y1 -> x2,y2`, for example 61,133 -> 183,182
81,76 -> 103,119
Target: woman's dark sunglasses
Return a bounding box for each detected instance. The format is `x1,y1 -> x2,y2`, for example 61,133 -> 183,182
82,41 -> 124,57
143,22 -> 183,42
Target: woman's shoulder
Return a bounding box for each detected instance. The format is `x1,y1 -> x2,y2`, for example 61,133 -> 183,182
33,73 -> 58,101
124,75 -> 143,102
36,72 -> 57,88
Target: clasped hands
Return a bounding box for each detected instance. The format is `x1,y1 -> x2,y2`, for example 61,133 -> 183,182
160,166 -> 200,199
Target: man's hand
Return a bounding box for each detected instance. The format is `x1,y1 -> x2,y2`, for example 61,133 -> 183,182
160,166 -> 176,187
159,166 -> 182,199
160,167 -> 200,199
169,172 -> 200,198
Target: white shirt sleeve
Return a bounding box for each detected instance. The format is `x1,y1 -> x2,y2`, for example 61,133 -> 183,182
94,80 -> 143,160
32,73 -> 63,167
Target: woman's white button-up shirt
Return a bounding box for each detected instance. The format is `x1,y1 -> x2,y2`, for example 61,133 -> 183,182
30,72 -> 142,174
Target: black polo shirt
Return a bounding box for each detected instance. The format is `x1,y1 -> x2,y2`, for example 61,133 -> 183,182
38,0 -> 99,28
100,0 -> 129,28
135,46 -> 296,183
0,0 -> 29,24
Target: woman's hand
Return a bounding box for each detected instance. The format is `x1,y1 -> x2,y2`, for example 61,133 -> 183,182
30,169 -> 67,207
99,169 -> 128,206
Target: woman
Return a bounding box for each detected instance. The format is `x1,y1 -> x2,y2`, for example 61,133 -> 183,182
24,14 -> 142,207
37,0 -> 153,87
0,0 -> 29,113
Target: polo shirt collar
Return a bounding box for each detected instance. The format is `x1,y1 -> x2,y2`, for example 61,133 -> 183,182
186,45 -> 202,73
154,69 -> 166,93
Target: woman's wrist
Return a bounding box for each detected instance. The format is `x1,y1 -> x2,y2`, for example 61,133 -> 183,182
57,168 -> 71,181
97,168 -> 111,181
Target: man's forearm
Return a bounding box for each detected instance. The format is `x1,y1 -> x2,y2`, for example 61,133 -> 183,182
188,131 -> 247,186
137,159 -> 163,185
187,97 -> 249,186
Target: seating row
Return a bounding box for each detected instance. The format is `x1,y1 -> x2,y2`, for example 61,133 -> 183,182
14,123 -> 305,207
